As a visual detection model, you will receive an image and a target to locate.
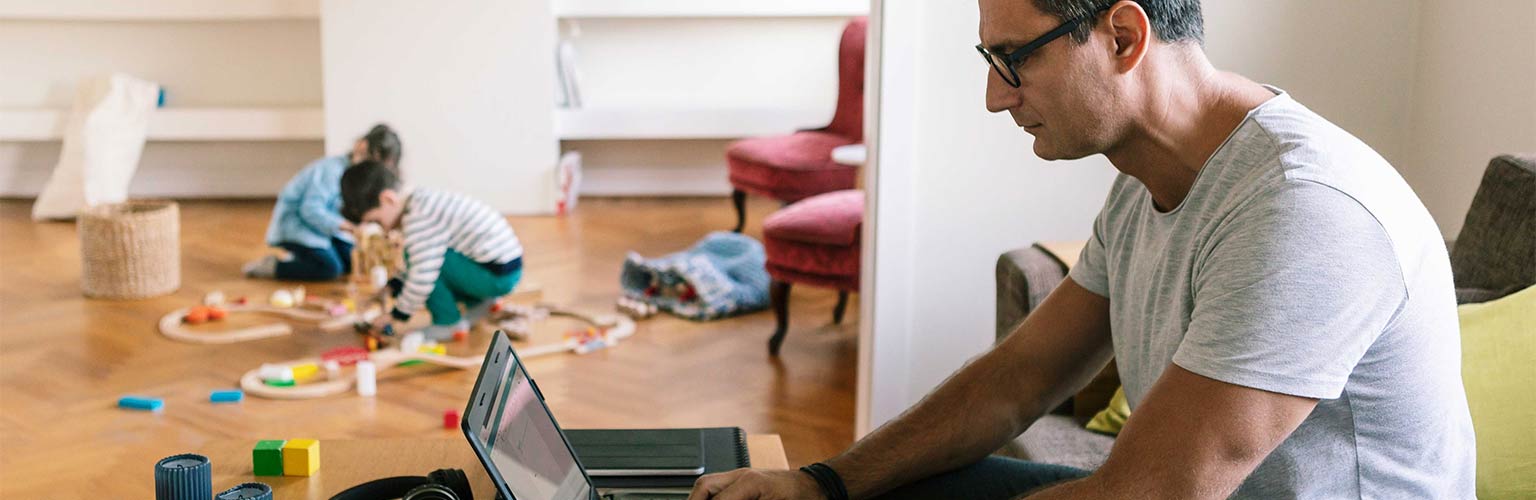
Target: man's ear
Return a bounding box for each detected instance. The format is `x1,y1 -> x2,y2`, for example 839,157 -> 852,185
1106,0 -> 1151,73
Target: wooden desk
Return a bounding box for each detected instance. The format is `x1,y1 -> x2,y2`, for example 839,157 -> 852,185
117,435 -> 785,499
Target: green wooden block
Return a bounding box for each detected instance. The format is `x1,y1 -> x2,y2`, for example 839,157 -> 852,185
264,379 -> 295,387
253,440 -> 286,476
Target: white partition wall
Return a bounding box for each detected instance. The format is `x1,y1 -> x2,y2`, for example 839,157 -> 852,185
321,0 -> 557,214
858,0 -> 1119,434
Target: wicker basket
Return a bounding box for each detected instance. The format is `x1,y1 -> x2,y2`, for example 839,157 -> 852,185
79,200 -> 180,299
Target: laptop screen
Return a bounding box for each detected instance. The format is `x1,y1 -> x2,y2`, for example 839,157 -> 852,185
480,353 -> 594,500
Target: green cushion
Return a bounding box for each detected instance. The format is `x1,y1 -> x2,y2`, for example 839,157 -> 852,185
1085,386 -> 1130,436
1460,284 -> 1536,498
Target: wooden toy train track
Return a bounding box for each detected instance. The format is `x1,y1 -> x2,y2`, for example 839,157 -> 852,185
158,304 -> 356,344
239,305 -> 635,400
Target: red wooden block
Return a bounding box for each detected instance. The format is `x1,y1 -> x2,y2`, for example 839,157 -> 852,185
321,346 -> 370,366
443,409 -> 459,430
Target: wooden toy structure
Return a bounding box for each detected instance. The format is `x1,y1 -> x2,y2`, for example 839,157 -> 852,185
351,223 -> 403,293
240,304 -> 635,400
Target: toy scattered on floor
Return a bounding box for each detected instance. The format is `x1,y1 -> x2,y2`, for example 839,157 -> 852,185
156,453 -> 272,500
210,389 -> 244,404
119,395 -> 164,412
282,439 -> 320,476
291,363 -> 320,381
216,482 -> 272,500
251,440 -> 285,476
566,326 -> 621,354
486,301 -> 553,341
159,288 -> 358,345
154,453 -> 211,500
251,439 -> 322,477
351,223 -> 404,289
268,289 -> 294,309
400,332 -> 424,354
615,296 -> 659,319
355,360 -> 377,397
443,409 -> 459,430
182,305 -> 229,325
258,364 -> 294,384
322,346 -> 370,366
237,305 -> 634,400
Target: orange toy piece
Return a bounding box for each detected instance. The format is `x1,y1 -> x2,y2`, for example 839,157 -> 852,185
208,307 -> 228,320
185,306 -> 211,324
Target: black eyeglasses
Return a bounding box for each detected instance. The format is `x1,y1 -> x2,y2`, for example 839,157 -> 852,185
976,8 -> 1105,88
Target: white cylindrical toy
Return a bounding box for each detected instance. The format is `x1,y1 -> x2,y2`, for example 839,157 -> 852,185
355,360 -> 377,397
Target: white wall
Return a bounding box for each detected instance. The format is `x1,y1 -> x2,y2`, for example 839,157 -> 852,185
0,20 -> 320,108
561,16 -> 851,196
321,0 -> 557,214
0,16 -> 324,197
1405,0 -> 1536,238
862,0 -> 1430,432
1202,1 -> 1420,172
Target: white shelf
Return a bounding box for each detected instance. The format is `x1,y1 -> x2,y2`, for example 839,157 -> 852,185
0,0 -> 319,21
556,107 -> 828,140
555,0 -> 866,18
0,107 -> 324,141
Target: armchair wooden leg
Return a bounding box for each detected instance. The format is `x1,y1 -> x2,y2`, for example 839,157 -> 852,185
732,189 -> 747,233
768,280 -> 792,356
832,291 -> 850,324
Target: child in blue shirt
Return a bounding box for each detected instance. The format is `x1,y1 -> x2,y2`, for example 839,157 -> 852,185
243,124 -> 402,281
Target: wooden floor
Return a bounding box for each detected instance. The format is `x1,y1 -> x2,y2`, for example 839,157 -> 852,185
0,197 -> 857,498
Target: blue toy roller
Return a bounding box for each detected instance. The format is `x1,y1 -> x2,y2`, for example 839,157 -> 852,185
119,396 -> 165,412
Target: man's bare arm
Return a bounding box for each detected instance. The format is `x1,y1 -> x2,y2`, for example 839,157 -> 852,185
1024,365 -> 1318,499
824,278 -> 1115,499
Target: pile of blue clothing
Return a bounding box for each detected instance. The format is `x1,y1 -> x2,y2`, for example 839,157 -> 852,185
620,231 -> 770,320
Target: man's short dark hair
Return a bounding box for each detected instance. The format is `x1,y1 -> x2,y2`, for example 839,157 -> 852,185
340,159 -> 400,224
1036,0 -> 1204,45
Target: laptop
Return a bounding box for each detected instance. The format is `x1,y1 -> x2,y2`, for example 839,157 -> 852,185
461,330 -> 693,500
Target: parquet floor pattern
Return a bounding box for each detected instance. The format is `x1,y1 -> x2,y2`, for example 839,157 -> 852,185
0,197 -> 856,498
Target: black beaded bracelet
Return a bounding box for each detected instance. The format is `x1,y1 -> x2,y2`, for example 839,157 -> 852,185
799,462 -> 850,500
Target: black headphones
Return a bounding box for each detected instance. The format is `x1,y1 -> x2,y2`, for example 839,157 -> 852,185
329,468 -> 474,500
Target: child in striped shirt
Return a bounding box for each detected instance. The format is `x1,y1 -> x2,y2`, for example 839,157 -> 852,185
339,160 -> 524,340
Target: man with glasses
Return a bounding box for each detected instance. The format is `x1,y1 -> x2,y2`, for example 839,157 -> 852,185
689,1 -> 1476,498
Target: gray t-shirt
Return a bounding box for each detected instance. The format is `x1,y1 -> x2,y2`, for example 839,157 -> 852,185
1069,88 -> 1476,498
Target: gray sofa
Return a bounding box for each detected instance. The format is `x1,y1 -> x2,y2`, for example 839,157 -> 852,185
994,244 -> 1114,471
992,154 -> 1536,471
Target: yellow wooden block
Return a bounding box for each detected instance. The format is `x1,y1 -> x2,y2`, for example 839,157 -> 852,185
291,363 -> 320,381
281,438 -> 320,476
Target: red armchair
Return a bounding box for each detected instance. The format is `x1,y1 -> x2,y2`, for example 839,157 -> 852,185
762,189 -> 863,355
728,17 -> 867,233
